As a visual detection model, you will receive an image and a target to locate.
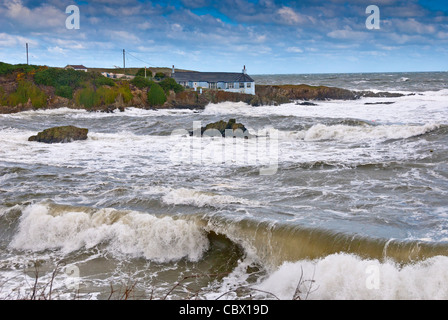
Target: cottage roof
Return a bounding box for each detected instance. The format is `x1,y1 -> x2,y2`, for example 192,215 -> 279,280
66,65 -> 88,69
173,72 -> 254,83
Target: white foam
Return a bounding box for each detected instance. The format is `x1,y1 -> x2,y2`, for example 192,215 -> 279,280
10,203 -> 209,262
161,188 -> 262,208
284,123 -> 441,143
256,253 -> 448,300
203,90 -> 448,125
0,107 -> 195,119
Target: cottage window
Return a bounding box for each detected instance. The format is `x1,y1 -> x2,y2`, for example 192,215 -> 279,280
209,82 -> 217,89
228,82 -> 234,89
247,82 -> 252,88
239,83 -> 244,88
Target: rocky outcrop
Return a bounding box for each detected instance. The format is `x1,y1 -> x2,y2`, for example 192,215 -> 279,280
28,125 -> 88,143
163,84 -> 406,109
255,84 -> 358,103
0,69 -> 407,114
190,119 -> 250,137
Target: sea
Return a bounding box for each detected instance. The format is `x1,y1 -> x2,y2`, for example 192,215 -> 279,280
1,72 -> 448,300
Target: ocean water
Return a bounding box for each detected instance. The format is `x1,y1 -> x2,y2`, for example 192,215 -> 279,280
1,72 -> 448,300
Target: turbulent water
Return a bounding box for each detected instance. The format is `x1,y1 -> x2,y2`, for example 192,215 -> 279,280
1,72 -> 448,300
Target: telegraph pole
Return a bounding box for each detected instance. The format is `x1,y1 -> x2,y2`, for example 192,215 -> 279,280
26,43 -> 29,65
123,49 -> 126,75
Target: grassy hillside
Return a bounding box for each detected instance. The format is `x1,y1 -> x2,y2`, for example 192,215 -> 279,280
0,62 -> 184,112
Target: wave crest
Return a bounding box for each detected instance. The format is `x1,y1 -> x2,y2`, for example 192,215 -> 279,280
10,203 -> 209,262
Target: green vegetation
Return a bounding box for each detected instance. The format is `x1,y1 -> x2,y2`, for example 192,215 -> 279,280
94,86 -> 118,106
159,77 -> 184,94
0,62 -> 184,110
54,85 -> 73,99
0,62 -> 39,75
74,87 -> 95,109
130,76 -> 154,89
117,83 -> 133,103
154,72 -> 166,80
34,67 -> 117,101
0,80 -> 47,108
74,83 -> 133,109
135,68 -> 152,78
93,76 -> 116,87
147,82 -> 167,106
34,67 -> 89,88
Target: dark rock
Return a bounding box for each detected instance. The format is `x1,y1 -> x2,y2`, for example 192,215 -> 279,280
28,125 -> 88,143
358,91 -> 404,98
296,101 -> 318,106
190,119 -> 250,138
364,102 -> 395,105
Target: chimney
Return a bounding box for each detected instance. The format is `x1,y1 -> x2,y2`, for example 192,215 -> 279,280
243,65 -> 246,74
172,65 -> 175,74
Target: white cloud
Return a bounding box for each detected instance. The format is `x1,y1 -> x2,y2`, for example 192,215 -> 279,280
48,46 -> 67,55
277,6 -> 307,25
327,27 -> 369,41
4,0 -> 64,30
286,47 -> 303,53
171,23 -> 183,33
437,31 -> 448,39
394,18 -> 436,34
52,39 -> 86,50
138,22 -> 152,30
0,32 -> 37,47
109,31 -> 141,43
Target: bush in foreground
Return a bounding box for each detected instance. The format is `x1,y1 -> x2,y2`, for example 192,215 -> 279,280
147,83 -> 167,106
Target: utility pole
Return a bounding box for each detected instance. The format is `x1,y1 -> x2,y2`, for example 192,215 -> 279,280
145,66 -> 147,78
123,49 -> 126,75
26,43 -> 29,65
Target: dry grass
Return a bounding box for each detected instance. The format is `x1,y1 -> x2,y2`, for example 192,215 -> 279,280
0,262 -> 317,300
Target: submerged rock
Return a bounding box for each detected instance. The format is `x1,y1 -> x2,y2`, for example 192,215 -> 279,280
364,101 -> 395,105
296,101 -> 318,106
28,125 -> 88,143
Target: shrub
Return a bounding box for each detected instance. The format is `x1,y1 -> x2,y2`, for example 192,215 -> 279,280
117,84 -> 133,103
154,72 -> 166,80
34,68 -> 89,88
6,81 -> 47,108
135,68 -> 151,78
159,77 -> 184,94
147,83 -> 167,106
0,87 -> 6,106
75,87 -> 95,109
94,86 -> 118,105
0,62 -> 39,75
131,76 -> 154,88
55,85 -> 73,99
94,76 -> 116,87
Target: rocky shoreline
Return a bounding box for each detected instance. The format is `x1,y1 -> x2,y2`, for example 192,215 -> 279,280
0,72 -> 405,114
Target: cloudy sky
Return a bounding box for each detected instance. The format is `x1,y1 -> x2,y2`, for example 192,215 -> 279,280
1,0 -> 447,74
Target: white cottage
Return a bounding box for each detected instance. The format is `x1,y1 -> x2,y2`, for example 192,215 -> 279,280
172,66 -> 255,95
64,65 -> 88,72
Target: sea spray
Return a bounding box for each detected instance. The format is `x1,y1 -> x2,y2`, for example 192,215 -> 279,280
255,253 -> 448,300
276,123 -> 441,143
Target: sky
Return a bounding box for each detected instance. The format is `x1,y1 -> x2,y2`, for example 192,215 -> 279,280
0,0 -> 448,74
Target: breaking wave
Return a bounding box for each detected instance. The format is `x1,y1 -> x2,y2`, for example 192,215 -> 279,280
278,123 -> 442,143
9,203 -> 209,263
